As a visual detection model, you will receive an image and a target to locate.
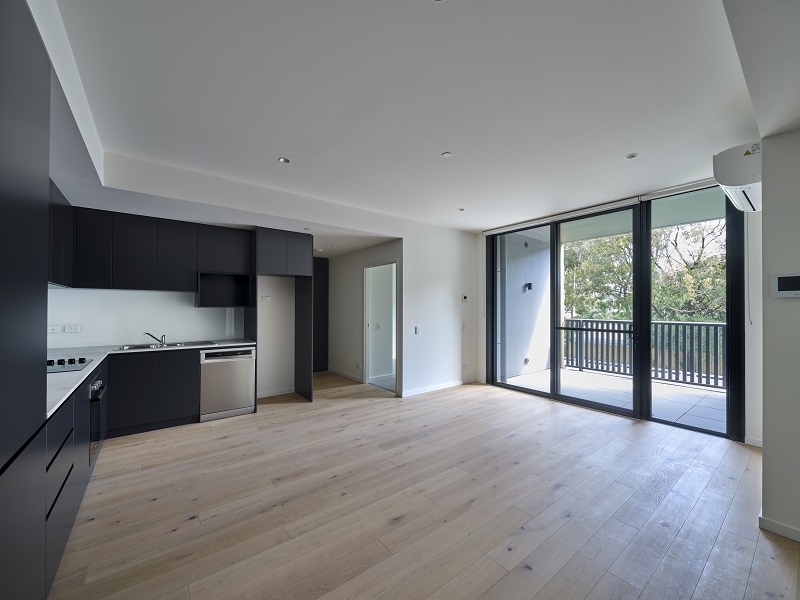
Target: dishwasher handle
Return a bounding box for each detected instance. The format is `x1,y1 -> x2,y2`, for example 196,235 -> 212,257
200,347 -> 255,363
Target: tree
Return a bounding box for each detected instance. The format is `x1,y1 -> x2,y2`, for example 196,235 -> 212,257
562,219 -> 726,323
563,232 -> 633,320
651,219 -> 726,322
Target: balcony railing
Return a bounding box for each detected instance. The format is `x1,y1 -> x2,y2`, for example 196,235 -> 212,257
563,318 -> 726,388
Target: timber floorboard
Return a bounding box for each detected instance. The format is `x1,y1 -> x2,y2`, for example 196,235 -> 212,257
49,373 -> 796,600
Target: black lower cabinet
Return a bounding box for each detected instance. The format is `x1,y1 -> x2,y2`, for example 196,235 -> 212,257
0,428 -> 46,600
157,350 -> 200,422
45,465 -> 74,595
73,371 -> 94,503
108,353 -> 158,435
109,351 -> 200,436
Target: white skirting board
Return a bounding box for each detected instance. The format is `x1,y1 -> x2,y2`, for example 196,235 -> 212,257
401,380 -> 468,398
745,436 -> 763,448
328,366 -> 361,383
759,511 -> 800,543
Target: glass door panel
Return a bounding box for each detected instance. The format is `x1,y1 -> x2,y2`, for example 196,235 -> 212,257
558,210 -> 634,411
650,188 -> 727,433
495,227 -> 551,394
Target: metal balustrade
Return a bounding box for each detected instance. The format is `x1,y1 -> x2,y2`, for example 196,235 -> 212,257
562,318 -> 726,388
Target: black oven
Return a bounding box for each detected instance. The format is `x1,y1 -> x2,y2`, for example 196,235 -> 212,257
89,374 -> 107,469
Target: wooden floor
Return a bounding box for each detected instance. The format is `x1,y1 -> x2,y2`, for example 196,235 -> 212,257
50,372 -> 798,600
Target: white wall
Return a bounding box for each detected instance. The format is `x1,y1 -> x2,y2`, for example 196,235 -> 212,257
329,239 -> 403,386
402,223 -> 478,396
256,276 -> 295,398
744,212 -> 763,447
760,128 -> 800,542
47,288 -> 242,348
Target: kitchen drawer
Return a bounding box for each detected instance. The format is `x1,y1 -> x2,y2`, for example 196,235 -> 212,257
47,394 -> 73,466
46,467 -> 74,596
46,431 -> 73,515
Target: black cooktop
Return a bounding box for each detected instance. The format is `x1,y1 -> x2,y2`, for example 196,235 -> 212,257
47,357 -> 93,374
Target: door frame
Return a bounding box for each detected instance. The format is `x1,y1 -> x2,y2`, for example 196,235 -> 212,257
363,261 -> 399,395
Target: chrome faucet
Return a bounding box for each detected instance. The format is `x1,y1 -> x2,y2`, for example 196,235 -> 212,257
144,332 -> 166,347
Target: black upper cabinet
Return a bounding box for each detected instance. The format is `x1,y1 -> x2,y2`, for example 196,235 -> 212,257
108,353 -> 158,432
198,224 -> 252,274
256,227 -> 287,275
74,208 -> 113,289
113,213 -> 158,290
0,0 -> 51,470
158,219 -> 198,291
157,350 -> 200,421
255,228 -> 313,276
286,231 -> 313,276
49,181 -> 75,287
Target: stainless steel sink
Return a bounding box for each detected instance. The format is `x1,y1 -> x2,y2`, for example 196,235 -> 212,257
115,341 -> 218,351
115,344 -> 161,350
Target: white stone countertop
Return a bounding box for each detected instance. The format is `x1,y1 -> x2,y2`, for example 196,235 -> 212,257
46,338 -> 255,419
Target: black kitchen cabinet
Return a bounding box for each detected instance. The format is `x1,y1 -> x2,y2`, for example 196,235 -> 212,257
157,350 -> 200,421
255,228 -> 313,276
45,400 -> 74,597
49,181 -> 75,287
198,224 -> 252,274
74,208 -> 113,289
0,0 -> 51,472
108,353 -> 158,433
256,227 -> 287,275
313,257 -> 329,372
113,213 -> 158,290
286,231 -> 313,276
158,218 -> 198,291
73,364 -> 99,504
45,465 -> 73,597
0,429 -> 46,600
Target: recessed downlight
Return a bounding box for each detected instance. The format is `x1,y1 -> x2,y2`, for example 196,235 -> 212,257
441,152 -> 453,158
457,208 -> 465,212
303,227 -> 311,231
314,248 -> 323,253
625,153 -> 639,160
278,157 -> 291,164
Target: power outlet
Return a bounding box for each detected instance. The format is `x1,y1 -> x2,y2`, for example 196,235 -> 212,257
64,324 -> 81,333
47,325 -> 61,333
414,326 -> 421,335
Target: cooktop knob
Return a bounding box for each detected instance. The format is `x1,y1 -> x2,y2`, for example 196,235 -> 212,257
47,360 -> 54,367
78,357 -> 86,364
57,359 -> 66,366
68,358 -> 76,365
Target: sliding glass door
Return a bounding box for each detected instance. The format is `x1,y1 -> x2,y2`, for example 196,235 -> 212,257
557,209 -> 635,412
495,226 -> 551,394
489,187 -> 743,439
649,189 -> 728,433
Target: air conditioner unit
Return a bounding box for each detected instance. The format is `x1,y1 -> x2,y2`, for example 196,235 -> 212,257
713,142 -> 762,211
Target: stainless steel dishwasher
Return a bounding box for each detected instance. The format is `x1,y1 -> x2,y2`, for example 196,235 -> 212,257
200,347 -> 256,421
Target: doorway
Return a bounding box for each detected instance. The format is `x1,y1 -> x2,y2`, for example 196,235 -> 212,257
365,263 -> 397,393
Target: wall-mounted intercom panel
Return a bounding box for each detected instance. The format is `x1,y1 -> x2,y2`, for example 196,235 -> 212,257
772,274 -> 800,298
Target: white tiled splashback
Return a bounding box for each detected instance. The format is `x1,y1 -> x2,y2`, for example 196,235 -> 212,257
47,288 -> 244,349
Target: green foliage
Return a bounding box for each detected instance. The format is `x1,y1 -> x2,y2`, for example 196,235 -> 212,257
563,233 -> 633,320
562,219 -> 726,323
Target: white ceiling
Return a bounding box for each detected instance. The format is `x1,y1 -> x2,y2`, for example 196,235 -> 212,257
42,0 -> 758,242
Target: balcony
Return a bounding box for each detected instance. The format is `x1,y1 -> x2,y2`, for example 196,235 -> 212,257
507,318 -> 728,434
